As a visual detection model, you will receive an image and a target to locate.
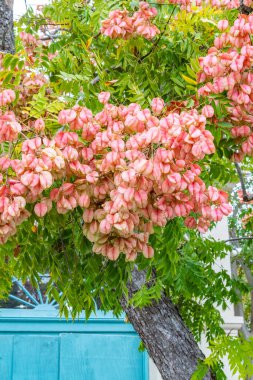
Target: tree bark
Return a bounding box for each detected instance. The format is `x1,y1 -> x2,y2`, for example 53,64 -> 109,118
121,268 -> 214,380
0,0 -> 14,54
240,0 -> 253,14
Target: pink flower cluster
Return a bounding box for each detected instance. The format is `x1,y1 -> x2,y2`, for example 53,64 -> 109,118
0,185 -> 30,245
101,2 -> 160,40
19,32 -> 38,46
198,15 -> 253,161
0,41 -> 48,121
0,111 -> 22,144
0,90 -> 15,106
19,32 -> 41,63
0,92 -> 232,259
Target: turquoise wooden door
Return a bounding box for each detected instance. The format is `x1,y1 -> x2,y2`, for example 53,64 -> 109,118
0,312 -> 148,380
0,279 -> 148,380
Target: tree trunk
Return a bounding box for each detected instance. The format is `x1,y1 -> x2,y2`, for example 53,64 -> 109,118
121,268 -> 214,380
0,0 -> 14,54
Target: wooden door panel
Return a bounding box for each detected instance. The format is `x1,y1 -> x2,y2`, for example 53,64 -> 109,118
12,335 -> 59,380
60,333 -> 146,380
0,336 -> 13,380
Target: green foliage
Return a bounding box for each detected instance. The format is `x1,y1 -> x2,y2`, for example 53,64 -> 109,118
191,362 -> 209,380
18,0 -> 229,108
3,208 -> 133,319
0,259 -> 12,301
193,335 -> 253,380
206,335 -> 253,380
192,360 -> 226,380
2,1 -> 250,378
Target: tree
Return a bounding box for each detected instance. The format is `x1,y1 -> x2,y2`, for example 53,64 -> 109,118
0,0 -> 14,53
0,1 -> 253,379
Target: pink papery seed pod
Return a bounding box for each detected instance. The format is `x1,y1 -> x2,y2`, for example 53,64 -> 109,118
62,146 -> 79,162
220,203 -> 232,215
0,89 -> 16,106
106,245 -> 120,261
34,202 -> 49,217
58,109 -> 77,125
0,156 -> 11,171
142,245 -> 154,259
81,147 -> 94,162
99,219 -> 112,234
201,105 -> 214,118
9,181 -> 26,196
83,209 -> 94,223
78,107 -> 93,123
184,216 -> 197,229
98,92 -> 111,104
78,193 -> 90,208
22,137 -> 42,154
34,118 -> 45,133
151,98 -> 164,115
231,126 -> 251,138
217,20 -> 229,31
208,186 -> 220,202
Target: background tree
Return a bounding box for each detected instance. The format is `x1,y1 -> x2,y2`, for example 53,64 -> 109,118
0,1 -> 253,379
0,0 -> 14,53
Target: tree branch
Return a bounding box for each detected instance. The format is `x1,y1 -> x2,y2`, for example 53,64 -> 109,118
234,162 -> 253,202
240,0 -> 253,14
138,5 -> 176,63
226,236 -> 253,243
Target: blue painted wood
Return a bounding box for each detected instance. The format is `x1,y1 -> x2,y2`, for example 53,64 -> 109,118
12,278 -> 39,305
8,295 -> 35,308
60,333 -> 146,380
0,336 -> 13,380
0,318 -> 136,334
0,309 -> 149,380
12,335 -> 59,380
0,308 -> 125,320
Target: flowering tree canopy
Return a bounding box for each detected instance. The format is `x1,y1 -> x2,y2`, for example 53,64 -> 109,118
0,0 -> 253,378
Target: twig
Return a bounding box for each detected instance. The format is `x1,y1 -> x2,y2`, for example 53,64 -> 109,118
93,32 -> 101,39
39,36 -> 61,41
149,2 -> 173,4
138,5 -> 176,63
225,236 -> 253,242
234,162 -> 253,202
91,75 -> 101,85
38,27 -> 70,41
38,23 -> 70,26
